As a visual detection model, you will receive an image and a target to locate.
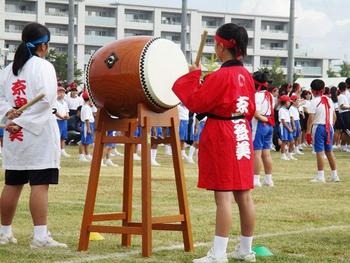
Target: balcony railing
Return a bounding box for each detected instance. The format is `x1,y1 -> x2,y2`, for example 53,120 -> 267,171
261,29 -> 288,33
5,7 -> 36,14
125,18 -> 153,24
46,11 -> 68,17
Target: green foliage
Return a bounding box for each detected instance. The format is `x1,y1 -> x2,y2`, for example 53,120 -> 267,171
327,67 -> 338,78
339,61 -> 350,77
46,49 -> 83,86
259,57 -> 285,87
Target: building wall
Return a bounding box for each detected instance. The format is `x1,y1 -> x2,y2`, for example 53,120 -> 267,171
0,0 -> 331,79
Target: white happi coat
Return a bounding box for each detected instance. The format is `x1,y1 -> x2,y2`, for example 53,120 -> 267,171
0,56 -> 60,170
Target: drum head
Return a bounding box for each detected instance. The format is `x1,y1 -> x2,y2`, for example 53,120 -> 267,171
140,38 -> 188,109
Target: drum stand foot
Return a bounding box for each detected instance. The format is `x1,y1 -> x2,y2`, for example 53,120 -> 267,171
77,104 -> 193,257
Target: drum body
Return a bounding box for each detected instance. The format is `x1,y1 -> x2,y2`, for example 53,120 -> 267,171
86,36 -> 188,117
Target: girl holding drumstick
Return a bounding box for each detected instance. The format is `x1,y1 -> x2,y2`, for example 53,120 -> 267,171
0,22 -> 66,248
173,23 -> 256,262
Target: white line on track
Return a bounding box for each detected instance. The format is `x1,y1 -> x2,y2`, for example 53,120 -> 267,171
55,224 -> 350,263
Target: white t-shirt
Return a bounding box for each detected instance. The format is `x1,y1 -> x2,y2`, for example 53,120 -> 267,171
308,96 -> 334,125
178,104 -> 189,120
338,93 -> 350,113
0,56 -> 60,170
80,104 -> 94,123
54,99 -> 69,120
278,107 -> 291,122
255,91 -> 274,116
346,90 -> 350,104
289,105 -> 300,120
65,92 -> 84,110
333,101 -> 339,111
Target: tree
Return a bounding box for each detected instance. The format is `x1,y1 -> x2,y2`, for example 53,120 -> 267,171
259,57 -> 285,87
339,61 -> 350,77
327,67 -> 337,78
46,49 -> 83,86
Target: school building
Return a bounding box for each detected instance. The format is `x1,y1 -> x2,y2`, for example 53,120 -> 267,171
0,0 -> 334,78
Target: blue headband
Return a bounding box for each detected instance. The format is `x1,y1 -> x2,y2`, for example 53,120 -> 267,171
25,35 -> 49,56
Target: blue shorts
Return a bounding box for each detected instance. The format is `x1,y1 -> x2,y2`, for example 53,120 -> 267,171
151,127 -> 163,137
293,120 -> 301,139
106,130 -> 115,148
179,120 -> 193,141
0,128 -> 3,137
279,123 -> 293,142
134,126 -> 141,137
193,121 -> 206,142
57,120 -> 68,140
253,121 -> 273,150
312,124 -> 334,153
81,122 -> 95,145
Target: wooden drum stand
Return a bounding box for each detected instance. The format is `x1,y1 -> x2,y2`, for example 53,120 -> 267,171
78,104 -> 193,257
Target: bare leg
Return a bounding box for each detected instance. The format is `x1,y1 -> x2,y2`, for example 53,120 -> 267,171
261,150 -> 272,174
30,185 -> 49,226
325,151 -> 336,170
253,150 -> 262,175
214,191 -> 233,237
316,152 -> 324,171
233,190 -> 255,236
0,185 -> 23,225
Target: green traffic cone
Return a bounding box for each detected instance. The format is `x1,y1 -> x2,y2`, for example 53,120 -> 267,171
253,246 -> 273,257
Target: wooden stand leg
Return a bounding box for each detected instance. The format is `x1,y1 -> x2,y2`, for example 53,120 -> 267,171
170,118 -> 194,252
121,143 -> 134,247
78,127 -> 105,251
141,118 -> 152,257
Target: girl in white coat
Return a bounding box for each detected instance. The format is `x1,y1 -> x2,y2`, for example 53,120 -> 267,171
0,22 -> 67,248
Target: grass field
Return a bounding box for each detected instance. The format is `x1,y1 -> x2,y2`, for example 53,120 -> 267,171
0,145 -> 350,263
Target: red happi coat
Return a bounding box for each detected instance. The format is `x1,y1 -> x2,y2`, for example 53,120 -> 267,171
172,60 -> 256,190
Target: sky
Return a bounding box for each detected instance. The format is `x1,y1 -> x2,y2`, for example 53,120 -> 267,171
104,0 -> 349,62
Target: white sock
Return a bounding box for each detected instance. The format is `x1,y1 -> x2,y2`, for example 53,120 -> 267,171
181,149 -> 187,157
331,170 -> 338,177
79,154 -> 85,158
136,144 -> 141,154
253,175 -> 260,182
33,225 -> 48,240
265,174 -> 272,181
317,170 -> 325,179
165,145 -> 172,153
151,149 -> 157,161
213,235 -> 228,258
240,235 -> 253,254
188,146 -> 196,159
0,225 -> 12,235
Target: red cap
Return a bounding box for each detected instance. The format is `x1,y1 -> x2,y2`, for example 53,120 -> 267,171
290,95 -> 299,101
69,82 -> 78,91
279,95 -> 290,102
82,91 -> 90,100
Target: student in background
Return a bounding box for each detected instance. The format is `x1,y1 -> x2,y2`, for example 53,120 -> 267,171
79,92 -> 94,162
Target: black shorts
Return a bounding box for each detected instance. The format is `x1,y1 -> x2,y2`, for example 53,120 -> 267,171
340,112 -> 350,132
5,169 -> 59,186
334,111 -> 343,130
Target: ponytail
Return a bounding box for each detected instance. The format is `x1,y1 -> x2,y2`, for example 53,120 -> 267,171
12,43 -> 32,76
12,22 -> 50,76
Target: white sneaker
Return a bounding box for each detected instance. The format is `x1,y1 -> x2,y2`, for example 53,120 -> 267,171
105,159 -> 118,167
113,149 -> 124,157
228,246 -> 256,262
133,153 -> 141,161
254,180 -> 262,188
193,248 -> 228,263
85,155 -> 92,161
79,155 -> 89,162
0,233 -> 17,245
295,149 -> 304,155
61,149 -> 70,157
288,154 -> 298,160
263,178 -> 274,187
310,176 -> 326,183
30,233 -> 67,249
331,176 -> 340,182
151,159 -> 161,167
281,153 -> 290,160
186,157 -> 195,164
101,160 -> 107,167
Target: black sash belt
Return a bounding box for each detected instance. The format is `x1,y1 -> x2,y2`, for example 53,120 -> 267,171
196,113 -> 245,121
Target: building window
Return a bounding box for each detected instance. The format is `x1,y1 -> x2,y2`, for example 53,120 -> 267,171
45,3 -> 69,16
5,20 -> 27,33
85,27 -> 115,37
124,29 -> 153,37
206,35 -> 215,46
202,16 -> 224,28
49,44 -> 67,54
161,31 -> 181,43
46,23 -> 69,36
85,7 -> 115,17
125,9 -> 153,23
5,40 -> 21,53
231,18 -> 254,30
5,1 -> 36,14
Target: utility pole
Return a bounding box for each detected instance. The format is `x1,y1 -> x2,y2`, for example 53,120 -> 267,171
180,0 -> 187,55
67,0 -> 75,84
287,0 -> 295,84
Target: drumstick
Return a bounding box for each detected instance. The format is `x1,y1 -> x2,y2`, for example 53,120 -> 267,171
0,93 -> 45,128
17,93 -> 45,112
194,30 -> 208,66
